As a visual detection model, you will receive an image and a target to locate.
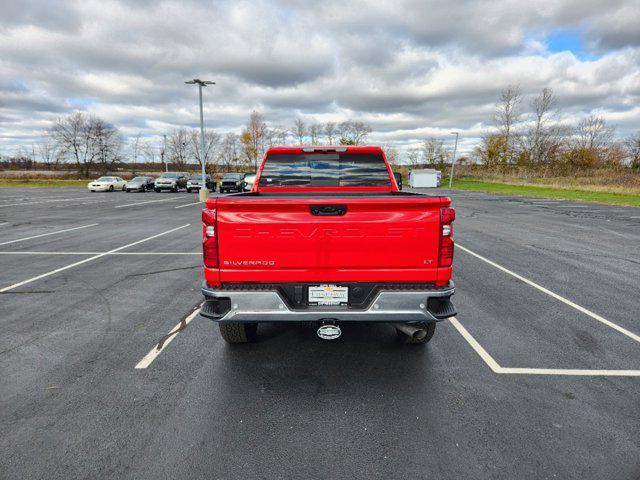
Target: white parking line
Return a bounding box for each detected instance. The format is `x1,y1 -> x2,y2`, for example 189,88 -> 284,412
449,317 -> 640,377
456,243 -> 640,344
448,317 -> 501,371
0,224 -> 190,292
0,222 -> 8,226
174,201 -> 203,209
0,223 -> 98,246
0,251 -> 199,255
115,197 -> 187,208
0,196 -> 97,208
135,305 -> 202,369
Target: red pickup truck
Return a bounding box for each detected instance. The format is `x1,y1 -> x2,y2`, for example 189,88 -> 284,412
200,146 -> 456,345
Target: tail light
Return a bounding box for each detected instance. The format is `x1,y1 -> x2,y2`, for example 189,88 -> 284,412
202,208 -> 218,268
438,207 -> 455,267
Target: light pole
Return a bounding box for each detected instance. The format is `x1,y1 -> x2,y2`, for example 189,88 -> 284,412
162,134 -> 168,172
448,131 -> 459,189
185,78 -> 215,201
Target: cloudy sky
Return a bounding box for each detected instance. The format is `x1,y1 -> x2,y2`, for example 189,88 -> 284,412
1,0 -> 639,156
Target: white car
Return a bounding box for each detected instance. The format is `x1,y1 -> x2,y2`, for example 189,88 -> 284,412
88,176 -> 127,192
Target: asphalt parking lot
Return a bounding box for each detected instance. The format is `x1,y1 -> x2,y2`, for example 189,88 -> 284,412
1,187 -> 639,479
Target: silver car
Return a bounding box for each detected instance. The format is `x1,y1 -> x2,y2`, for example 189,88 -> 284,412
125,176 -> 155,192
186,174 -> 216,193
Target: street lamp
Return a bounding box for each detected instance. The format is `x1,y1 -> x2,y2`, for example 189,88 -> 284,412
449,131 -> 459,189
185,79 -> 215,201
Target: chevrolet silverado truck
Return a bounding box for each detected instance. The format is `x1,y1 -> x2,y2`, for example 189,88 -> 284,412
200,146 -> 456,344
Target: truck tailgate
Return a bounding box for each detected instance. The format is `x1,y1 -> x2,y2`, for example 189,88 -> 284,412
215,194 -> 450,283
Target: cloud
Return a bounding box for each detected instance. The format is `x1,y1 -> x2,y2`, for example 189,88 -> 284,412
0,0 -> 639,156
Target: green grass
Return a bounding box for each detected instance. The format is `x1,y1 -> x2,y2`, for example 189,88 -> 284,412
447,177 -> 640,207
0,179 -> 89,188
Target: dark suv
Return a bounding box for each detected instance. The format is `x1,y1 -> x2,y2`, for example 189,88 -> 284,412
154,172 -> 189,192
220,173 -> 246,193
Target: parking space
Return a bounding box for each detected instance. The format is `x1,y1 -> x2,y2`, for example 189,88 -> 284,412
0,187 -> 638,479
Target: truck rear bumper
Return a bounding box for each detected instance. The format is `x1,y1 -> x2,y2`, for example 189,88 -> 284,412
200,283 -> 455,323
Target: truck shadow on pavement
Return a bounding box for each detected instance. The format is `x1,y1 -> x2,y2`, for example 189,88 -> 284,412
214,322 -> 440,397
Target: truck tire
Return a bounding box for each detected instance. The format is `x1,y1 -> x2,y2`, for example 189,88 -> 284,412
397,322 -> 436,344
218,322 -> 257,344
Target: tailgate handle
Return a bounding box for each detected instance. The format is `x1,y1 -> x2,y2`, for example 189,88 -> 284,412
310,204 -> 347,216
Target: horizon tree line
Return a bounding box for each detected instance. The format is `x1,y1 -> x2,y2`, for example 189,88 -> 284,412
475,85 -> 640,173
1,99 -> 639,176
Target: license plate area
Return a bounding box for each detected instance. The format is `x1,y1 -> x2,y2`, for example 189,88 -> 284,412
308,285 -> 349,306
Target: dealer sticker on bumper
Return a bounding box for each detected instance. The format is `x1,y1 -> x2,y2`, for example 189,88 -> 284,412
308,285 -> 348,306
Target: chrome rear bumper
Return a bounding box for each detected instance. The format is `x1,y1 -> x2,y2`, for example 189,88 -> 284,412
201,284 -> 455,323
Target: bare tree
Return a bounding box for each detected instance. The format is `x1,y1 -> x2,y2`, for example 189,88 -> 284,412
308,123 -> 322,145
51,112 -> 93,176
50,112 -> 120,177
338,121 -> 372,145
530,88 -> 556,164
166,128 -> 191,168
324,122 -> 337,144
406,147 -> 421,166
494,85 -> 522,163
574,114 -> 615,151
243,111 -> 267,169
190,130 -> 220,172
92,117 -> 122,173
384,145 -> 400,166
128,133 -> 142,164
141,141 -> 159,165
15,146 -> 35,166
625,131 -> 640,170
422,138 -> 446,165
37,132 -> 61,166
291,118 -> 307,145
218,132 -> 241,171
264,126 -> 288,148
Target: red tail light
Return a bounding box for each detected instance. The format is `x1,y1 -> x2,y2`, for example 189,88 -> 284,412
202,208 -> 219,268
438,207 -> 455,267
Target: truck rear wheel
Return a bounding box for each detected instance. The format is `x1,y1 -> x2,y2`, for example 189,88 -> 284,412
218,322 -> 257,344
396,322 -> 436,344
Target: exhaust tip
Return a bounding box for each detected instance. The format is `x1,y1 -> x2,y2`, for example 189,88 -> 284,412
317,324 -> 341,340
413,329 -> 427,341
394,323 -> 428,341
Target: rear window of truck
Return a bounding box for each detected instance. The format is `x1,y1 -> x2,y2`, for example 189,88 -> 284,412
258,153 -> 390,187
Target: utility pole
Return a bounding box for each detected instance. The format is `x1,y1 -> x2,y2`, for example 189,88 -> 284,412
185,78 -> 215,201
161,134 -> 168,172
449,132 -> 459,189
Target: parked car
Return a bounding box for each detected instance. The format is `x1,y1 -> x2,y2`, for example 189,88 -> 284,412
125,176 -> 155,192
88,176 -> 126,192
219,173 -> 246,193
243,173 -> 256,191
187,174 -> 216,193
154,172 -> 189,192
199,146 -> 456,345
393,171 -> 403,190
